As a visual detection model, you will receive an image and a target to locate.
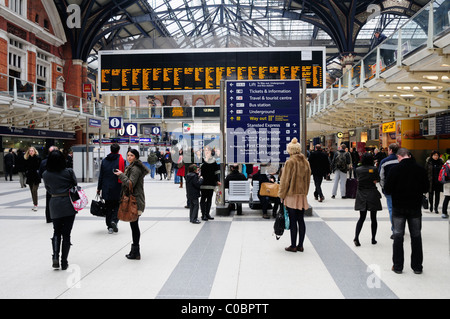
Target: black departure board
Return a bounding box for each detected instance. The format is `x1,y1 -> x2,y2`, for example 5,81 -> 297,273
99,48 -> 325,93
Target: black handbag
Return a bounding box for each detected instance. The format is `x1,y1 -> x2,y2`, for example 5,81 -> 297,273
91,195 -> 106,217
422,194 -> 429,210
273,211 -> 285,240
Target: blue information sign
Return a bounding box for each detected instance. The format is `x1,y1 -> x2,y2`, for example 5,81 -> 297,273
226,80 -> 300,163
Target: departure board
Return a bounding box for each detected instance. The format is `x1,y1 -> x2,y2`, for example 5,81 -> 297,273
99,47 -> 325,93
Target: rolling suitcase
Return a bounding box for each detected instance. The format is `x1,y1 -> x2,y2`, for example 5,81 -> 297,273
345,178 -> 358,199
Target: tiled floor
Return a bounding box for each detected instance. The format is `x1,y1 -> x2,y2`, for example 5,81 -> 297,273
0,174 -> 449,299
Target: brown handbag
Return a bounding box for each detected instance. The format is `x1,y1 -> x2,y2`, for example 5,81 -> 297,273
118,181 -> 139,222
260,182 -> 280,197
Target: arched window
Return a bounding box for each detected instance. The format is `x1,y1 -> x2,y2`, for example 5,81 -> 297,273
171,98 -> 181,106
195,98 -> 206,106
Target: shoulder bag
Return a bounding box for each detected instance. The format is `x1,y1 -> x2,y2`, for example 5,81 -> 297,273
118,181 -> 139,222
260,182 -> 279,197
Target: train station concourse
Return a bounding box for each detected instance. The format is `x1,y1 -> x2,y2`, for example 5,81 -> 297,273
0,0 -> 450,301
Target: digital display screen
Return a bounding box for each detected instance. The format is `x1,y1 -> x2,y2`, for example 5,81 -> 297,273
99,48 -> 325,93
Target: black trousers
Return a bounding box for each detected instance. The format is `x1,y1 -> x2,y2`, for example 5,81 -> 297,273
189,196 -> 200,222
313,174 -> 324,199
392,210 -> 423,272
200,189 -> 214,216
52,215 -> 75,246
105,199 -> 119,228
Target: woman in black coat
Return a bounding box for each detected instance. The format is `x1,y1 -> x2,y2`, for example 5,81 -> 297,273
24,147 -> 41,211
43,150 -> 78,270
353,153 -> 382,246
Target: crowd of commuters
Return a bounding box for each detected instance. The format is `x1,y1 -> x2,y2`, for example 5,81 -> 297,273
2,141 -> 449,275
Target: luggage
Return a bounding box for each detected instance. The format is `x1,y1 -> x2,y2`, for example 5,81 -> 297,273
345,178 -> 358,199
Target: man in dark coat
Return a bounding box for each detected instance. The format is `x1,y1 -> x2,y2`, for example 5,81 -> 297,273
384,148 -> 429,274
308,144 -> 331,202
4,148 -> 15,181
252,165 -> 271,219
97,143 -> 125,233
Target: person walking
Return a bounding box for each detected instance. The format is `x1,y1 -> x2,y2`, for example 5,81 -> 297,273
186,164 -> 203,224
441,158 -> 450,219
164,148 -> 173,180
42,150 -> 78,270
425,150 -> 444,214
176,149 -> 186,188
4,148 -> 15,181
16,149 -> 27,188
308,144 -> 330,202
331,144 -> 351,199
24,147 -> 41,211
97,143 -> 126,234
278,138 -> 311,253
40,145 -> 59,224
353,153 -> 382,246
147,149 -> 158,179
199,145 -> 220,221
384,148 -> 428,274
114,149 -> 149,260
379,143 -> 400,238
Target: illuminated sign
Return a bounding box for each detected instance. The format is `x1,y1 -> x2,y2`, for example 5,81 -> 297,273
99,47 -> 326,93
382,121 -> 396,133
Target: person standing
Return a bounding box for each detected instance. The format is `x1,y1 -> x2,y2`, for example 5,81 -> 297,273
186,164 -> 203,224
97,143 -> 126,234
278,138 -> 311,253
379,143 -> 399,237
24,147 -> 41,211
425,150 -> 444,214
114,149 -> 149,260
200,145 -> 220,221
384,148 -> 428,274
4,148 -> 15,181
353,153 -> 382,246
331,144 -> 351,199
42,150 -> 78,270
308,144 -> 330,202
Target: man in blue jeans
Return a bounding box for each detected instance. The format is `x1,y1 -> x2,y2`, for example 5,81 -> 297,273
379,143 -> 399,237
384,148 -> 428,274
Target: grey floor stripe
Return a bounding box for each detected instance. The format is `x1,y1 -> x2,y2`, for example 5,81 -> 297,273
307,221 -> 398,299
156,221 -> 231,299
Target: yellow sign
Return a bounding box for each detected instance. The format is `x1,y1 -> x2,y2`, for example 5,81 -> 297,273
382,121 -> 396,133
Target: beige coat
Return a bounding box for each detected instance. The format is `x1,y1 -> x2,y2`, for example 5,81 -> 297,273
278,154 -> 311,200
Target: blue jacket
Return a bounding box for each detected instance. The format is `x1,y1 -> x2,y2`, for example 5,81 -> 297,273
98,153 -> 125,200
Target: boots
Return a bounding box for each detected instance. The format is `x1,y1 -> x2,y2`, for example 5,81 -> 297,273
126,244 -> 141,260
61,240 -> 71,270
51,236 -> 61,269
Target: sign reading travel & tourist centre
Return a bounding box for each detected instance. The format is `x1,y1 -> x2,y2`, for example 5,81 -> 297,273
226,80 -> 300,164
98,47 -> 325,93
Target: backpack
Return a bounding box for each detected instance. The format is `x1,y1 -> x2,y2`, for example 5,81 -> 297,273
147,152 -> 158,165
335,152 -> 348,172
438,163 -> 450,184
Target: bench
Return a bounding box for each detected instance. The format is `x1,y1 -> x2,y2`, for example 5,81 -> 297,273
225,180 -> 261,214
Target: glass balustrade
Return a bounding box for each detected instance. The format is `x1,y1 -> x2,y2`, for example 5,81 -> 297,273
309,0 -> 449,119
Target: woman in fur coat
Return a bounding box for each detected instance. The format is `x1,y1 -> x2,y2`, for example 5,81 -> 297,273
278,138 -> 311,252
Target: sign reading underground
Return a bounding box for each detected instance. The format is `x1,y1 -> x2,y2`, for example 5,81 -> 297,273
226,80 -> 300,164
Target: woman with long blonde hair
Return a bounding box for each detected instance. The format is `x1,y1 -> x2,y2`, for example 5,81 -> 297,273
24,147 -> 41,211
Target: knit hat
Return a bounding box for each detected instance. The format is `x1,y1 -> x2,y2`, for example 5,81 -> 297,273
287,138 -> 302,155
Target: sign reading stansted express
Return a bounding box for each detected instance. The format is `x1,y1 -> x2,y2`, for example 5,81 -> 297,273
226,80 -> 300,164
99,47 -> 325,93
